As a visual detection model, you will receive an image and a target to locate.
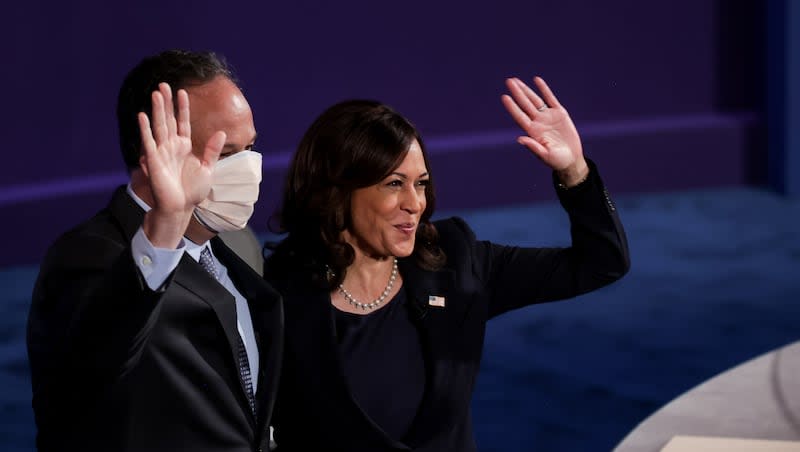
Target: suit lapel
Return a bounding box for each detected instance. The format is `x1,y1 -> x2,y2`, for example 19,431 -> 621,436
284,281 -> 348,402
212,238 -> 284,434
397,258 -> 467,447
283,279 -> 411,448
173,251 -> 244,372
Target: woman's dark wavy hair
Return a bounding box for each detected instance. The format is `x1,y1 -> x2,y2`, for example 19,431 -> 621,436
266,99 -> 445,289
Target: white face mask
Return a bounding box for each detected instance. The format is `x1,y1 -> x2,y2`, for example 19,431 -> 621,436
194,150 -> 262,233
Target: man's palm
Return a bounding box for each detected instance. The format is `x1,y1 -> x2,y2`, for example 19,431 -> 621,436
137,83 -> 224,215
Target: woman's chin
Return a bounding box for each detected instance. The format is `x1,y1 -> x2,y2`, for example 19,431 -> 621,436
391,245 -> 415,258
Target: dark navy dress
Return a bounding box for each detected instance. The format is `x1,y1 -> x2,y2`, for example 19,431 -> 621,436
334,288 -> 426,441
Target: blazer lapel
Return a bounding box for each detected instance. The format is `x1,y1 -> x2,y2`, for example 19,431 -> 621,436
284,283 -> 351,407
175,244 -> 269,433
174,252 -> 245,368
397,258 -> 468,448
282,279 -> 411,449
212,238 -> 284,434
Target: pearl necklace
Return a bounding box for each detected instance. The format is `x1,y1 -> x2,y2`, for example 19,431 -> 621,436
337,258 -> 398,310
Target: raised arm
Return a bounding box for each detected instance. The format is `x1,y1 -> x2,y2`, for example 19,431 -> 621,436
472,76 -> 630,318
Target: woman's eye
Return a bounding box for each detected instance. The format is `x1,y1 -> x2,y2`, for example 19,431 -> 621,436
387,180 -> 403,187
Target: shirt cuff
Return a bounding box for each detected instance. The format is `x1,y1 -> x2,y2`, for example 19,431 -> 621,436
131,227 -> 185,291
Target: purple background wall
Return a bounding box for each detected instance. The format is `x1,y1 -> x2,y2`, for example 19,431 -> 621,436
0,0 -> 764,266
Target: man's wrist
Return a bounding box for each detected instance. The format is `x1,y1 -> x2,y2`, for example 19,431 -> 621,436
142,209 -> 192,249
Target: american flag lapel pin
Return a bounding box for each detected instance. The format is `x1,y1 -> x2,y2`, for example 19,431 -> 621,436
428,295 -> 446,307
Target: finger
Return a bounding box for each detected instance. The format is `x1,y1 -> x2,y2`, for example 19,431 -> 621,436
505,78 -> 538,118
160,83 -> 178,138
501,94 -> 533,131
518,136 -> 549,160
202,131 -> 226,168
534,76 -> 562,108
514,77 -> 548,111
150,90 -> 167,144
138,111 -> 157,158
176,89 -> 191,138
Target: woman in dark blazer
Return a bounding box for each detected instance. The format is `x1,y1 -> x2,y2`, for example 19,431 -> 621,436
263,76 -> 630,451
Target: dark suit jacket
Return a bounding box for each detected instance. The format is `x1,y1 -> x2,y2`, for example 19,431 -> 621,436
27,186 -> 283,452
264,161 -> 629,451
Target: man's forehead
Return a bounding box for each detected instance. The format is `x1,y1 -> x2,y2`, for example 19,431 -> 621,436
186,77 -> 249,106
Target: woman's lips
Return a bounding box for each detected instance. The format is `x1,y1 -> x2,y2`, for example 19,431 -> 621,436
395,223 -> 416,235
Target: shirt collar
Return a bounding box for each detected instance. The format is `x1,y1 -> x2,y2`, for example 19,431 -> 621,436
184,236 -> 211,262
126,183 -> 151,212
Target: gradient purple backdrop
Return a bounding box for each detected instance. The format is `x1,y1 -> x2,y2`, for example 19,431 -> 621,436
0,0 -> 763,265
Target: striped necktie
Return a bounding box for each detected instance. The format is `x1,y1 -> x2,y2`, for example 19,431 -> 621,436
199,246 -> 256,415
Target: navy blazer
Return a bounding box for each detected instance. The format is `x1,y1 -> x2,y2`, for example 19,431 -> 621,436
27,187 -> 283,452
265,162 -> 629,451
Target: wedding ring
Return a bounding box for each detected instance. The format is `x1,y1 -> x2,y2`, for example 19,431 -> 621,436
537,105 -> 547,112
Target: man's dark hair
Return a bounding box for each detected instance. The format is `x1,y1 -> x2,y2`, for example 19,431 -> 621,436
116,49 -> 236,171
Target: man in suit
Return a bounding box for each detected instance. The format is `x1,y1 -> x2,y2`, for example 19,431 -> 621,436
27,50 -> 282,452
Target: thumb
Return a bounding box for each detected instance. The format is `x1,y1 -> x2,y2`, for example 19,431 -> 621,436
139,155 -> 150,179
202,131 -> 226,168
518,136 -> 549,161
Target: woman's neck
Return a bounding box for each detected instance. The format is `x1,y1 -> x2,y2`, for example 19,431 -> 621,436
343,252 -> 395,295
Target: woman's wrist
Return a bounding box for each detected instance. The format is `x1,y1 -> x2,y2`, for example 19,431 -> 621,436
556,159 -> 590,189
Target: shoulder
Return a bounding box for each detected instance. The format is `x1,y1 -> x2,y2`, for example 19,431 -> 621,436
44,186 -> 138,263
262,236 -> 308,293
39,186 -> 143,278
44,210 -> 125,265
432,216 -> 478,252
33,206 -> 131,305
430,216 -> 483,272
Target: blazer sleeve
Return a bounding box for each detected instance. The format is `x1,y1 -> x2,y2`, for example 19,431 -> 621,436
444,159 -> 630,319
28,225 -> 167,386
